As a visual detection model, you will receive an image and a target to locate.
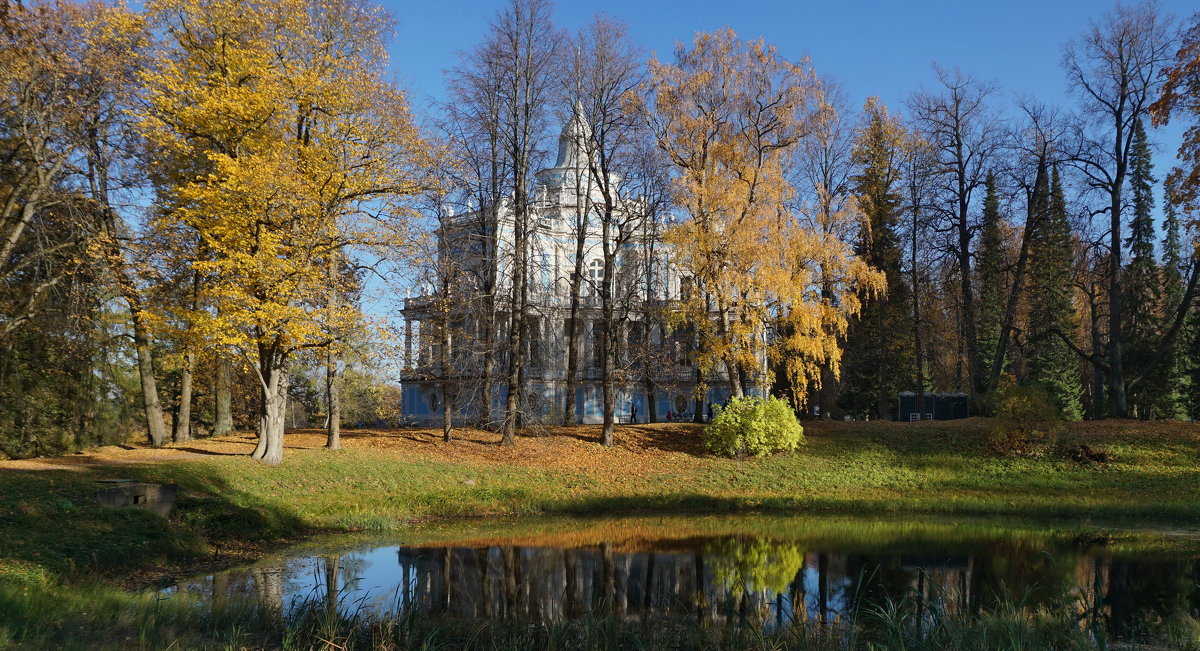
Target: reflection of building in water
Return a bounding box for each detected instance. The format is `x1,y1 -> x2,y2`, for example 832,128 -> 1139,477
174,538 -> 1200,640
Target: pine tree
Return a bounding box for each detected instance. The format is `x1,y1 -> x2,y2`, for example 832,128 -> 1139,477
1122,118 -> 1163,418
1026,167 -> 1083,420
837,99 -> 914,419
1161,183 -> 1193,419
975,172 -> 1007,394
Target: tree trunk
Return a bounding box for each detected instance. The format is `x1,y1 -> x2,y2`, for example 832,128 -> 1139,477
325,258 -> 341,449
324,555 -> 339,619
480,327 -> 496,429
252,355 -> 288,465
1108,181 -> 1127,416
987,193 -> 1039,394
325,349 -> 340,449
213,356 -> 233,436
132,309 -> 168,447
910,175 -> 926,421
564,274 -> 583,425
1089,290 -> 1106,419
601,331 -> 615,446
173,272 -> 201,444
644,373 -> 658,424
173,347 -> 195,443
440,313 -> 454,442
718,303 -> 745,398
958,196 -> 979,400
876,290 -> 888,420
501,192 -> 529,446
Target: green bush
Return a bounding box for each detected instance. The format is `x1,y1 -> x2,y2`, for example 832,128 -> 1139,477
989,383 -> 1062,457
703,396 -> 804,457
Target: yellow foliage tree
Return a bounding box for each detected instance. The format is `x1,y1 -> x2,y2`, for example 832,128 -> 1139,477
643,29 -> 883,407
137,0 -> 430,464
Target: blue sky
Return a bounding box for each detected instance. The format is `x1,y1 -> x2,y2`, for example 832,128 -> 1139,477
384,0 -> 1196,124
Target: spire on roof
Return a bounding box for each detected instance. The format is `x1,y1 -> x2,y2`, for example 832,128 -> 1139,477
553,101 -> 592,170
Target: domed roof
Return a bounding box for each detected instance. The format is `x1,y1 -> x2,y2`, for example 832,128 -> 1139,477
552,102 -> 593,170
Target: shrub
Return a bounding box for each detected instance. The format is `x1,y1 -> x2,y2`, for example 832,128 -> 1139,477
703,396 -> 804,457
989,384 -> 1062,457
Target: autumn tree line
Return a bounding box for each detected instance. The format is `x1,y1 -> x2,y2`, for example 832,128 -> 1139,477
2,0 -> 1200,463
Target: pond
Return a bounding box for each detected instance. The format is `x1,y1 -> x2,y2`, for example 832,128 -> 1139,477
167,514 -> 1200,644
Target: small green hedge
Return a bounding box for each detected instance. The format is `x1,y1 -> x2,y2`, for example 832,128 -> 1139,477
703,396 -> 804,457
989,384 -> 1062,457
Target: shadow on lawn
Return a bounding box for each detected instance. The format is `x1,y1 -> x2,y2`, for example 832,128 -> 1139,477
0,463 -> 305,581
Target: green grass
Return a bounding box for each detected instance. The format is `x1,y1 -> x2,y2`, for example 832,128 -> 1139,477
1,419 -> 1199,647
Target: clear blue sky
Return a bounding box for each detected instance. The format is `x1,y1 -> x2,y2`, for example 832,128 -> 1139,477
384,0 -> 1194,150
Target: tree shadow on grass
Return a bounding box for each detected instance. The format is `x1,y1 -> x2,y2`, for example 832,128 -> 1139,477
0,463 -> 306,582
172,447 -> 244,457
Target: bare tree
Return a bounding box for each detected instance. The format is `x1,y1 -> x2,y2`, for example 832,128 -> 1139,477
568,14 -> 647,446
443,32 -> 511,431
492,0 -> 561,445
1062,1 -> 1175,417
984,101 -> 1066,393
908,66 -> 1006,402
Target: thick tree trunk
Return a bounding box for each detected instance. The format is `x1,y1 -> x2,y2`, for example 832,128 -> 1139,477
325,349 -> 340,449
132,310 -> 168,447
988,200 -> 1037,394
252,356 -> 288,465
958,197 -> 979,400
564,270 -> 583,425
1108,183 -> 1127,416
173,348 -> 195,443
174,273 -> 201,444
910,178 -> 927,420
717,304 -> 745,399
213,356 -> 233,436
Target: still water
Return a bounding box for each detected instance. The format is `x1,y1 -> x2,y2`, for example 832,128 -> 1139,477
169,514 -> 1200,639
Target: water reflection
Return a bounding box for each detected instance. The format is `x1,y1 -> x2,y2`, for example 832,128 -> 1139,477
171,518 -> 1200,641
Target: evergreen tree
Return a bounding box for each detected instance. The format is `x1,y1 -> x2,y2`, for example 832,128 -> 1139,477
1122,119 -> 1164,418
837,99 -> 914,419
1161,183 -> 1194,419
1026,167 -> 1084,420
975,172 -> 1007,394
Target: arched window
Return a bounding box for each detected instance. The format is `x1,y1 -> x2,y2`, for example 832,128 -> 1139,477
587,259 -> 604,296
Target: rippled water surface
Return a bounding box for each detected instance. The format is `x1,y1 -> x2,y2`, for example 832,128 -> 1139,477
168,514 -> 1200,640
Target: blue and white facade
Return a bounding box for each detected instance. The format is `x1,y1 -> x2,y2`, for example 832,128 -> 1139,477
399,112 -> 746,425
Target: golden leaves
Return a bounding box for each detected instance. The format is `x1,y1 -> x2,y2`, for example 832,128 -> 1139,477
646,30 -> 884,407
137,0 -> 431,371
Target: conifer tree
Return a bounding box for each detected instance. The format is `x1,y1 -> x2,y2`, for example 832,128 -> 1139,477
838,99 -> 913,419
1160,183 -> 1193,419
1026,168 -> 1083,420
975,172 -> 1007,391
1122,119 -> 1163,417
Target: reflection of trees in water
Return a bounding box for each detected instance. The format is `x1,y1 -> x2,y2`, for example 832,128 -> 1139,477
389,538 -> 1199,640
179,536 -> 1200,642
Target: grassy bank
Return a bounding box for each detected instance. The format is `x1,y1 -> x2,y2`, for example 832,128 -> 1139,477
4,419 -> 1200,581
1,419 -> 1199,647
